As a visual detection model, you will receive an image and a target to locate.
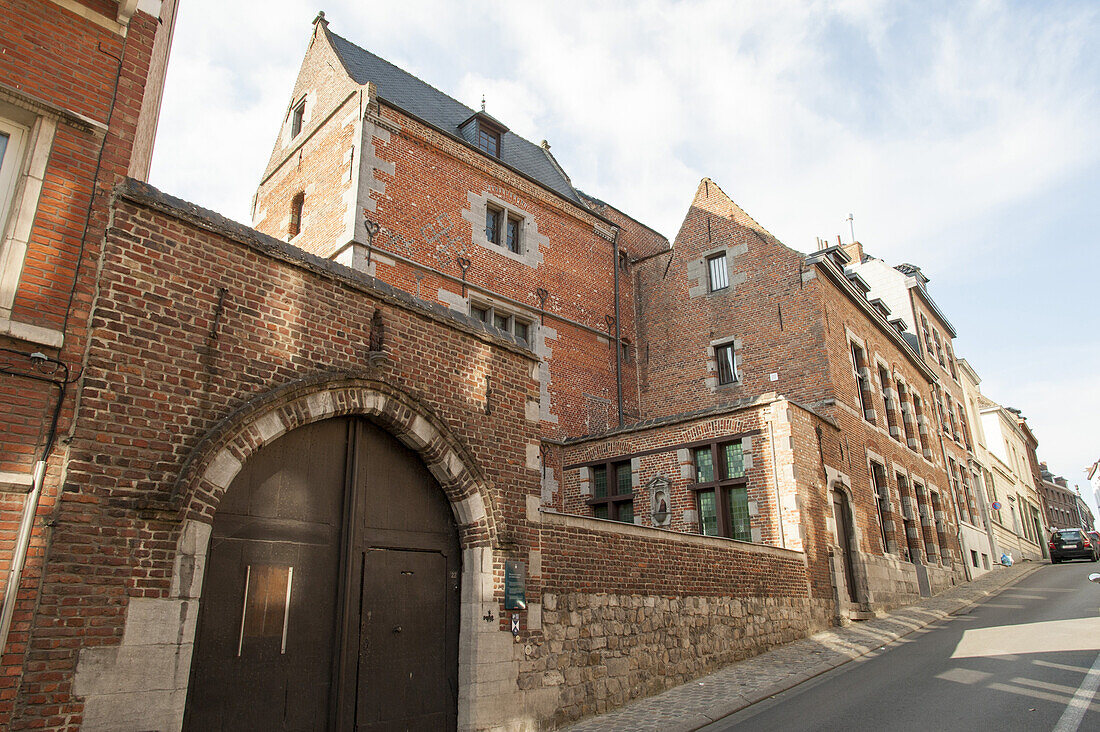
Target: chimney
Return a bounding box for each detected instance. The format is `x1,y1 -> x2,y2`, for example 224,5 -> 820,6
841,240 -> 864,264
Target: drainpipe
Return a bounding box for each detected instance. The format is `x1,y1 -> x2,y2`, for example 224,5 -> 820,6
768,416 -> 786,549
0,351 -> 69,657
611,228 -> 623,427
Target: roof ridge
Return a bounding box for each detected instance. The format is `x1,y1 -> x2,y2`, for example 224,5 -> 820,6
326,28 -> 478,119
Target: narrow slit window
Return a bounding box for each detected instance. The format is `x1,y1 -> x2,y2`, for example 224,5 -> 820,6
485,206 -> 502,245
289,192 -> 304,239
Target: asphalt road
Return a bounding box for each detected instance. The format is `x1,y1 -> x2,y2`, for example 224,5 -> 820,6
703,561 -> 1100,732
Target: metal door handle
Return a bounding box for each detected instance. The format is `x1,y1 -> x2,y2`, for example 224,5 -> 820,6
393,625 -> 402,633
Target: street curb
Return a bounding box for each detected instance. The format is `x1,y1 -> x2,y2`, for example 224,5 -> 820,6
689,562 -> 1045,729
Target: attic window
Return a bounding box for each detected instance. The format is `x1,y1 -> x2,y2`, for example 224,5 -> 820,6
290,99 -> 305,138
477,126 -> 500,157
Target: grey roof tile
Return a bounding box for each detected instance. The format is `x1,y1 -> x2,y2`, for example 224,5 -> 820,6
327,30 -> 584,206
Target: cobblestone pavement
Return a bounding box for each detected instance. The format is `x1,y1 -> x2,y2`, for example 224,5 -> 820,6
562,561 -> 1043,732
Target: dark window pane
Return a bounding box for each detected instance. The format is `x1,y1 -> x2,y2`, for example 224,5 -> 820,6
0,132 -> 9,165
291,103 -> 304,137
593,504 -> 608,519
694,447 -> 714,483
698,490 -> 717,536
708,253 -> 728,290
514,320 -> 529,344
722,442 -> 744,479
494,313 -> 509,331
478,128 -> 499,156
472,306 -> 489,322
592,466 -> 607,498
716,344 -> 736,384
616,462 -> 632,496
617,501 -> 633,524
506,217 -> 521,253
727,487 -> 751,541
485,208 -> 501,244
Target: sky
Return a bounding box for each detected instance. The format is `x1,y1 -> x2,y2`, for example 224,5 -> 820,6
149,0 -> 1100,518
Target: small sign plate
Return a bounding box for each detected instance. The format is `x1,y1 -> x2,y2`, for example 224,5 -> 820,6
504,560 -> 526,610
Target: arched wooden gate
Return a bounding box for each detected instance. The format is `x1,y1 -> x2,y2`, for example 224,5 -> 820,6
184,417 -> 461,730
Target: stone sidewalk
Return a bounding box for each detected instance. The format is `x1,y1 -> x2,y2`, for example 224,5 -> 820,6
563,561 -> 1043,731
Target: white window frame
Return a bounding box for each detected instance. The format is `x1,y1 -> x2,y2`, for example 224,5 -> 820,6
707,252 -> 728,291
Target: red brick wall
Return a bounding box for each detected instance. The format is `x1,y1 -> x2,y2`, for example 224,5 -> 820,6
635,179 -> 831,420
0,3 -> 161,724
9,186 -> 543,728
253,29 -> 636,439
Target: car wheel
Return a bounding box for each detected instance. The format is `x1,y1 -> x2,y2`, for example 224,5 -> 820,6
1052,557 -> 1060,564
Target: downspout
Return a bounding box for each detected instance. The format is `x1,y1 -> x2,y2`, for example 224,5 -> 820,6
0,351 -> 69,657
612,228 -> 623,427
768,416 -> 786,549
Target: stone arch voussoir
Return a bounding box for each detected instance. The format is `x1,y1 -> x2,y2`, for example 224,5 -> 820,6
174,373 -> 498,551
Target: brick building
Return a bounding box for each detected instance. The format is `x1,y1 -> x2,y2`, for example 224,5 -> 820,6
1039,463 -> 1080,531
0,10 -> 981,731
0,0 -> 178,727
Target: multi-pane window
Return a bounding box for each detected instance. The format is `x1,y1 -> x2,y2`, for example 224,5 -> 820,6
912,394 -> 931,456
692,440 -> 751,541
850,343 -> 875,423
290,99 -> 305,138
946,342 -> 958,380
707,253 -> 728,291
879,365 -> 900,440
477,126 -> 500,157
896,380 -> 917,450
471,303 -> 532,345
956,402 -> 972,450
920,315 -> 933,354
485,205 -> 522,253
505,215 -> 521,253
289,192 -> 304,238
933,330 -> 946,367
870,461 -> 891,552
588,461 -> 633,523
715,342 -> 737,385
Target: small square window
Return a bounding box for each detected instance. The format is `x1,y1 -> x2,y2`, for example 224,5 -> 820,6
707,253 -> 728,291
290,100 -> 305,138
588,460 -> 633,523
514,320 -> 529,345
471,305 -> 489,323
470,302 -> 532,344
715,343 -> 737,385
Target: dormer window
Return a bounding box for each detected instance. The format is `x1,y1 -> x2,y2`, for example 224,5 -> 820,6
460,110 -> 508,159
477,127 -> 499,157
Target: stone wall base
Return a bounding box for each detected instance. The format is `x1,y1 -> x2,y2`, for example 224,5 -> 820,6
522,593 -> 835,728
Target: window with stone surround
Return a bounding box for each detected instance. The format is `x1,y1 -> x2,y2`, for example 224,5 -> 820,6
920,314 -> 933,354
290,98 -> 305,139
470,301 -> 531,345
850,342 -> 875,423
587,460 -> 634,523
484,204 -> 522,254
289,192 -> 304,239
870,460 -> 891,552
896,379 -> 918,451
1,99 -> 59,326
707,252 -> 728,291
912,394 -> 931,457
0,116 -> 26,237
878,365 -> 901,441
715,342 -> 738,385
692,440 -> 750,541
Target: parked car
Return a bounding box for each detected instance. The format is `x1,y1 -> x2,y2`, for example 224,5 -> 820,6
1049,528 -> 1099,563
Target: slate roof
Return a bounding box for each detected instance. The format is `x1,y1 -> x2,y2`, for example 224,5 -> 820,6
326,29 -> 585,207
